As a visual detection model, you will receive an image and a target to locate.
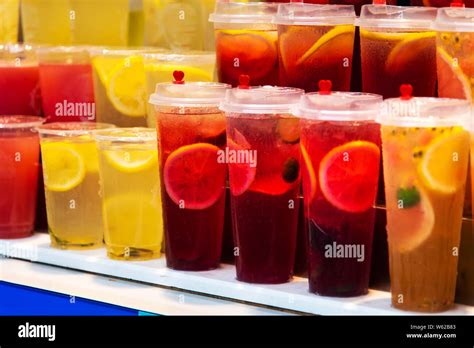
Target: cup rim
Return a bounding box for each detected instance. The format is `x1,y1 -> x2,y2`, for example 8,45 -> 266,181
0,116 -> 45,129
38,122 -> 116,136
93,127 -> 157,143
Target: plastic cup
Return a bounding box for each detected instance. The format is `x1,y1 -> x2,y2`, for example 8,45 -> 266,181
144,51 -> 216,127
358,5 -> 438,99
70,0 -> 129,46
293,90 -> 382,296
0,116 -> 44,239
129,0 -> 145,46
38,46 -> 95,123
274,3 -> 356,92
91,48 -> 160,127
38,122 -> 115,250
0,0 -> 19,44
0,44 -> 41,116
379,95 -> 471,312
220,86 -> 304,284
149,79 -> 230,271
434,7 -> 474,218
209,1 -> 279,87
21,0 -> 72,45
143,0 -> 216,51
94,128 -> 163,261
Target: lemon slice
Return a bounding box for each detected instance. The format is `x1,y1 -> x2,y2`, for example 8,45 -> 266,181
74,141 -> 100,173
385,32 -> 436,70
419,130 -> 470,194
360,28 -> 433,42
146,64 -> 213,83
41,142 -> 86,192
92,56 -> 123,86
105,147 -> 158,173
107,55 -> 146,117
297,25 -> 354,65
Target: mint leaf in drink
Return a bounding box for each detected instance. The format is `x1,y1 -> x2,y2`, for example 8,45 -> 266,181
397,186 -> 421,208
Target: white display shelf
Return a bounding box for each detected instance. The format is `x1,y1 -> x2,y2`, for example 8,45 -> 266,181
1,234 -> 473,316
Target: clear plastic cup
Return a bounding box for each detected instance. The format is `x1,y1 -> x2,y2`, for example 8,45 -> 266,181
94,128 -> 163,261
143,0 -> 216,51
0,0 -> 19,44
293,90 -> 382,296
38,122 -> 115,250
220,85 -> 304,283
0,44 -> 41,116
129,0 -> 145,46
149,78 -> 230,271
358,5 -> 438,98
434,7 -> 474,219
0,116 -> 44,239
209,1 -> 279,87
91,48 -> 161,127
274,3 -> 356,92
21,0 -> 72,45
379,95 -> 471,312
37,46 -> 95,123
144,51 -> 216,127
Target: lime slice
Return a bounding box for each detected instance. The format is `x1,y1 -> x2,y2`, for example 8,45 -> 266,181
107,55 -> 147,117
419,130 -> 470,194
297,25 -> 354,66
104,147 -> 158,173
41,142 -> 86,192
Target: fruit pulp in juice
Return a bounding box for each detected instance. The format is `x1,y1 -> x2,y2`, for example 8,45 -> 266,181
360,29 -> 437,98
39,64 -> 95,122
92,55 -> 147,127
0,65 -> 41,115
21,0 -> 71,45
301,120 -> 381,296
0,0 -> 19,43
98,142 -> 163,260
381,126 -> 469,312
41,137 -> 103,249
215,29 -> 279,87
0,131 -> 40,238
227,116 -> 301,283
278,24 -> 355,92
70,0 -> 129,46
157,108 -> 227,270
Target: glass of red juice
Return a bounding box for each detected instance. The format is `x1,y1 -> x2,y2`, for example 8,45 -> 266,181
294,87 -> 382,296
359,5 -> 438,99
0,116 -> 44,239
275,3 -> 356,92
220,85 -> 304,284
38,46 -> 96,123
0,44 -> 42,116
209,1 -> 279,87
149,74 -> 230,271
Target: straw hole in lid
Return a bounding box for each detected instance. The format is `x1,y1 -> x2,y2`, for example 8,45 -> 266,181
238,74 -> 251,89
400,84 -> 413,100
318,80 -> 332,95
173,70 -> 185,84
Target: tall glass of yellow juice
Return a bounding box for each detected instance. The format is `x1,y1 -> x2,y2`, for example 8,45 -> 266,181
380,95 -> 471,312
70,0 -> 129,46
143,51 -> 216,127
38,122 -> 115,249
94,128 -> 163,260
0,0 -> 19,43
143,0 -> 217,51
91,48 -> 159,128
21,0 -> 72,45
